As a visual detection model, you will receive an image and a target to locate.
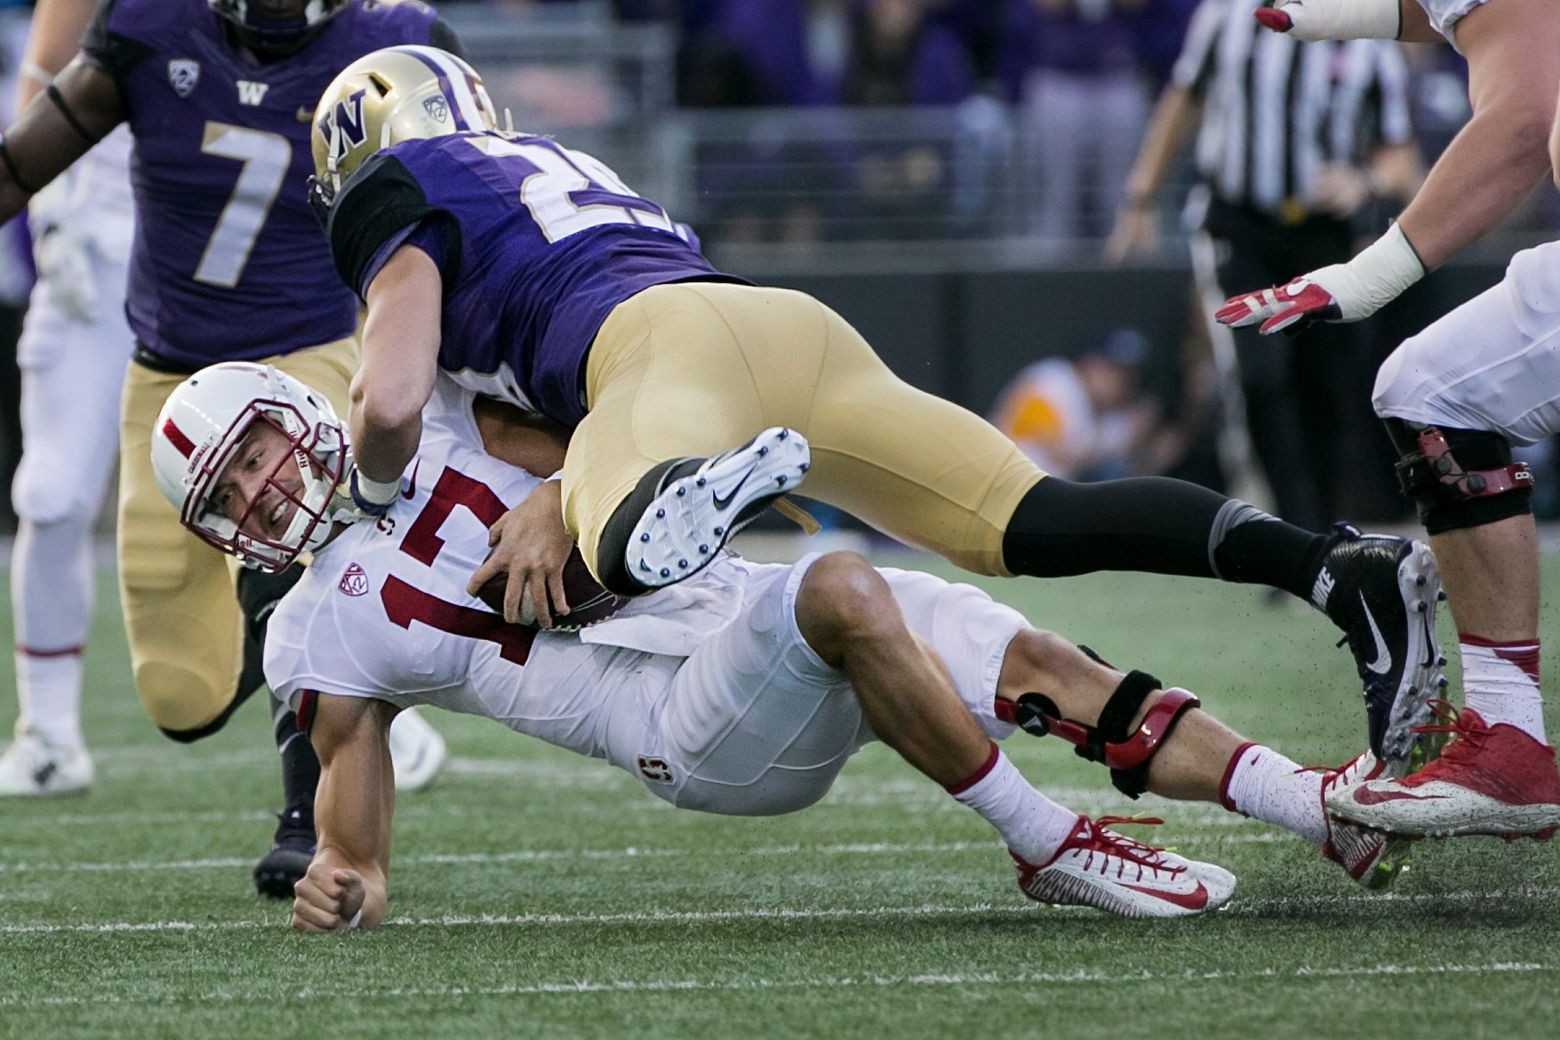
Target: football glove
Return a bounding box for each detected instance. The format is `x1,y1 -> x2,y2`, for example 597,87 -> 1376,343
28,177 -> 96,323
1253,0 -> 1401,41
1216,224 -> 1425,335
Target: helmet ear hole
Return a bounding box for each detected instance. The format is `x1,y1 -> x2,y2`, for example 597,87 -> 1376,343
368,73 -> 393,97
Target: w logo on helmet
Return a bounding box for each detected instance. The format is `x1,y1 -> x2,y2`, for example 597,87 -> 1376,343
318,89 -> 369,164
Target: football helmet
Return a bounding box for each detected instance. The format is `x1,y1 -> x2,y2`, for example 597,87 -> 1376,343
310,45 -> 498,202
151,362 -> 354,572
208,1 -> 347,55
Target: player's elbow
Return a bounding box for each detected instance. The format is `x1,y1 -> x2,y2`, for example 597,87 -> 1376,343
350,377 -> 422,441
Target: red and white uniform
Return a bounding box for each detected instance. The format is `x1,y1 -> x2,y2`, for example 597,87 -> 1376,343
265,382 -> 1028,816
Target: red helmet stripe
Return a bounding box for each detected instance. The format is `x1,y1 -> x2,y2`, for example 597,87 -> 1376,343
162,417 -> 196,458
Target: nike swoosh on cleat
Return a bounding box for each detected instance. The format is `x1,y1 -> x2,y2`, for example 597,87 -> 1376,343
1123,881 -> 1209,910
711,465 -> 758,510
1347,786 -> 1447,805
1360,594 -> 1392,675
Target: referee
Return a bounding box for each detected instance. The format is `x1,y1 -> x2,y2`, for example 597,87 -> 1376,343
1109,0 -> 1420,529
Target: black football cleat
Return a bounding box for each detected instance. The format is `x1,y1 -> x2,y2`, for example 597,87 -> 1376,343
1309,524 -> 1445,773
625,427 -> 811,589
253,804 -> 315,900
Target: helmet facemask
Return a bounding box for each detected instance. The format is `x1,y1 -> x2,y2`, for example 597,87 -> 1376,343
183,398 -> 348,572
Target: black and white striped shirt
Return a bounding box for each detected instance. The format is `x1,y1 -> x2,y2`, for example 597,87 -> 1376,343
1173,0 -> 1414,218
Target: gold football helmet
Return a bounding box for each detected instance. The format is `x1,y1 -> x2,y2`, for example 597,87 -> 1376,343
310,45 -> 499,198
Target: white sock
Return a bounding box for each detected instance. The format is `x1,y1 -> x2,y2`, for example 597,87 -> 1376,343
1220,742 -> 1326,846
14,650 -> 85,749
1460,637 -> 1546,742
947,745 -> 1079,864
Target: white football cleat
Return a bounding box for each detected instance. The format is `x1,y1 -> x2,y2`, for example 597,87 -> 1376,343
389,707 -> 447,793
626,427 -> 810,589
1316,751 -> 1411,889
1012,815 -> 1235,918
0,730 -> 94,796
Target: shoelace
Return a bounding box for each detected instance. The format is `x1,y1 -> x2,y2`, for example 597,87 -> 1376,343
1079,816 -> 1183,881
1409,699 -> 1489,769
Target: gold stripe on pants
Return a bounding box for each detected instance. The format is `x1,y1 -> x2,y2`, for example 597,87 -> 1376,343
117,338 -> 358,733
562,283 -> 1044,580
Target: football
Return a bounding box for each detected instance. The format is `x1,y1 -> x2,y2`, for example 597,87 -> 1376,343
474,546 -> 628,630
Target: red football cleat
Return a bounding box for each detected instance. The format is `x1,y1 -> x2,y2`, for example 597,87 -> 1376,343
1325,704 -> 1560,837
1315,751 -> 1411,889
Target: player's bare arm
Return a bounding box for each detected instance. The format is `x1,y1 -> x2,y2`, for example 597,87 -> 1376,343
12,0 -> 99,114
291,693 -> 396,933
349,243 -> 444,502
1395,0 -> 1560,268
0,56 -> 123,222
1225,0 -> 1560,334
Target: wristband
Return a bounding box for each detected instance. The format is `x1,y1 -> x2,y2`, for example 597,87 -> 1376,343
350,468 -> 400,510
1270,0 -> 1400,41
1325,223 -> 1425,320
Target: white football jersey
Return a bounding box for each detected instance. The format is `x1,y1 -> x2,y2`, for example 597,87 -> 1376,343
264,380 -> 739,761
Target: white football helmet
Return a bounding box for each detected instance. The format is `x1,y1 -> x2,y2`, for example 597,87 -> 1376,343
151,362 -> 353,571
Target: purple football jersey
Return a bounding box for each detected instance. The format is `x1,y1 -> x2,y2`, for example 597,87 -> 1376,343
330,131 -> 743,427
83,0 -> 449,367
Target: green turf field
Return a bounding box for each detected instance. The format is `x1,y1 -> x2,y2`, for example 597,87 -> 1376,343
3,553 -> 1559,1039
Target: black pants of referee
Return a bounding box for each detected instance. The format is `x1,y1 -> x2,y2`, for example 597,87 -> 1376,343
1205,199 -> 1390,531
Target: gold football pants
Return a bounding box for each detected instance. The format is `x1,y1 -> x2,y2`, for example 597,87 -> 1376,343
563,283 -> 1044,580
117,338 -> 358,733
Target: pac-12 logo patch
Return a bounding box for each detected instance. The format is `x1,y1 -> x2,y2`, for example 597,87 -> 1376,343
338,563 -> 370,597
422,95 -> 449,124
168,60 -> 200,97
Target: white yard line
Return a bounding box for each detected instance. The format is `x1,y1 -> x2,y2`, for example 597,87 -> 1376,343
0,828 -> 1300,875
6,887 -> 1560,936
0,959 -> 1554,1008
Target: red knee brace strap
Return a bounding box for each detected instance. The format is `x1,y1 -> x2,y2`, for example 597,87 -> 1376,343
1003,678 -> 1199,798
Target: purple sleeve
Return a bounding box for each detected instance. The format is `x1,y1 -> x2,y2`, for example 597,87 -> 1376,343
357,217 -> 453,298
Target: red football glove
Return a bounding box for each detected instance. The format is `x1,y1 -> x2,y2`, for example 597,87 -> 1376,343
1215,277 -> 1342,336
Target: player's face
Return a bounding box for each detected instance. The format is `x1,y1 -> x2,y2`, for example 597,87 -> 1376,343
209,418 -> 306,541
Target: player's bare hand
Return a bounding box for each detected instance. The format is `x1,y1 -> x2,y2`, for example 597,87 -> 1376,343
1307,163 -> 1369,219
467,478 -> 572,627
291,862 -> 364,933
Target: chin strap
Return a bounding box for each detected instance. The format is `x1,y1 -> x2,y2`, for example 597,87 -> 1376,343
998,671 -> 1200,798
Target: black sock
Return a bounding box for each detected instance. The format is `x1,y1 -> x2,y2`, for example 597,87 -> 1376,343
272,692 -> 320,812
1001,477 -> 1330,599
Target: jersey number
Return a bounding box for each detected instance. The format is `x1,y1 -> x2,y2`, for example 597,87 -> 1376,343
195,123 -> 291,288
378,467 -> 534,664
468,136 -> 683,244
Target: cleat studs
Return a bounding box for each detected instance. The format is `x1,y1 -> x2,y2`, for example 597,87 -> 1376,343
678,559 -> 688,569
660,567 -> 670,578
699,544 -> 709,553
640,560 -> 650,571
776,475 -> 787,486
696,477 -> 706,488
656,508 -> 666,519
758,446 -> 769,457
799,462 -> 810,473
714,526 -> 725,536
640,533 -> 650,542
676,487 -> 687,497
1437,656 -> 1447,668
1415,602 -> 1427,613
1437,677 -> 1449,689
778,429 -> 788,439
1416,576 -> 1426,587
1437,590 -> 1447,601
